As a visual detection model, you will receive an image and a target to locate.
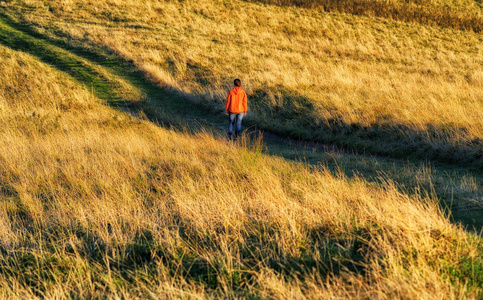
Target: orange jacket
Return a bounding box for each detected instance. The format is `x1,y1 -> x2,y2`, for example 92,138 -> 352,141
225,86 -> 247,113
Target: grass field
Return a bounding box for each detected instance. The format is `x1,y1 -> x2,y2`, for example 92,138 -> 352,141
5,0 -> 482,168
257,0 -> 483,32
0,0 -> 482,298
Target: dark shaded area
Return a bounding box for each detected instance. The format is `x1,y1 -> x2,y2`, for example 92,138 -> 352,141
2,207 -> 481,296
251,0 -> 483,33
248,87 -> 483,171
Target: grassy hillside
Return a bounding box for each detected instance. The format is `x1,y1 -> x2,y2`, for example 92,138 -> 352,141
0,39 -> 482,299
4,0 -> 482,168
0,0 -> 482,298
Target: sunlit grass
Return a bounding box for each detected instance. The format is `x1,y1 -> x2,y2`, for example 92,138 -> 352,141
0,1 -> 482,298
257,0 -> 483,32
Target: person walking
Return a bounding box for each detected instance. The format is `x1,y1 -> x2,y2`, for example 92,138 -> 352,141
225,78 -> 247,141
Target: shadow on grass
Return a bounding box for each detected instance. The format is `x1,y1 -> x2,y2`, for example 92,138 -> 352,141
248,87 -> 483,172
0,11 -> 218,132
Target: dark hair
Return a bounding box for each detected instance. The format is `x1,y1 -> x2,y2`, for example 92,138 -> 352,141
234,79 -> 241,87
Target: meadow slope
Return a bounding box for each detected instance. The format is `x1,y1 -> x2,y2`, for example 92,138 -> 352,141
0,35 -> 483,298
0,0 -> 482,298
3,0 -> 483,168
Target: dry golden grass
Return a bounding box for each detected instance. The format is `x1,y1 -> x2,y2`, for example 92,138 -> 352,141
0,38 -> 482,298
259,0 -> 483,32
5,0 -> 482,167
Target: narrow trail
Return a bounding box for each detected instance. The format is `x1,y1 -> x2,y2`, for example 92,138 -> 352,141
0,12 -> 481,233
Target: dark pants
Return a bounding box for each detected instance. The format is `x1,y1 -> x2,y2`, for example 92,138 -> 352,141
228,112 -> 244,139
